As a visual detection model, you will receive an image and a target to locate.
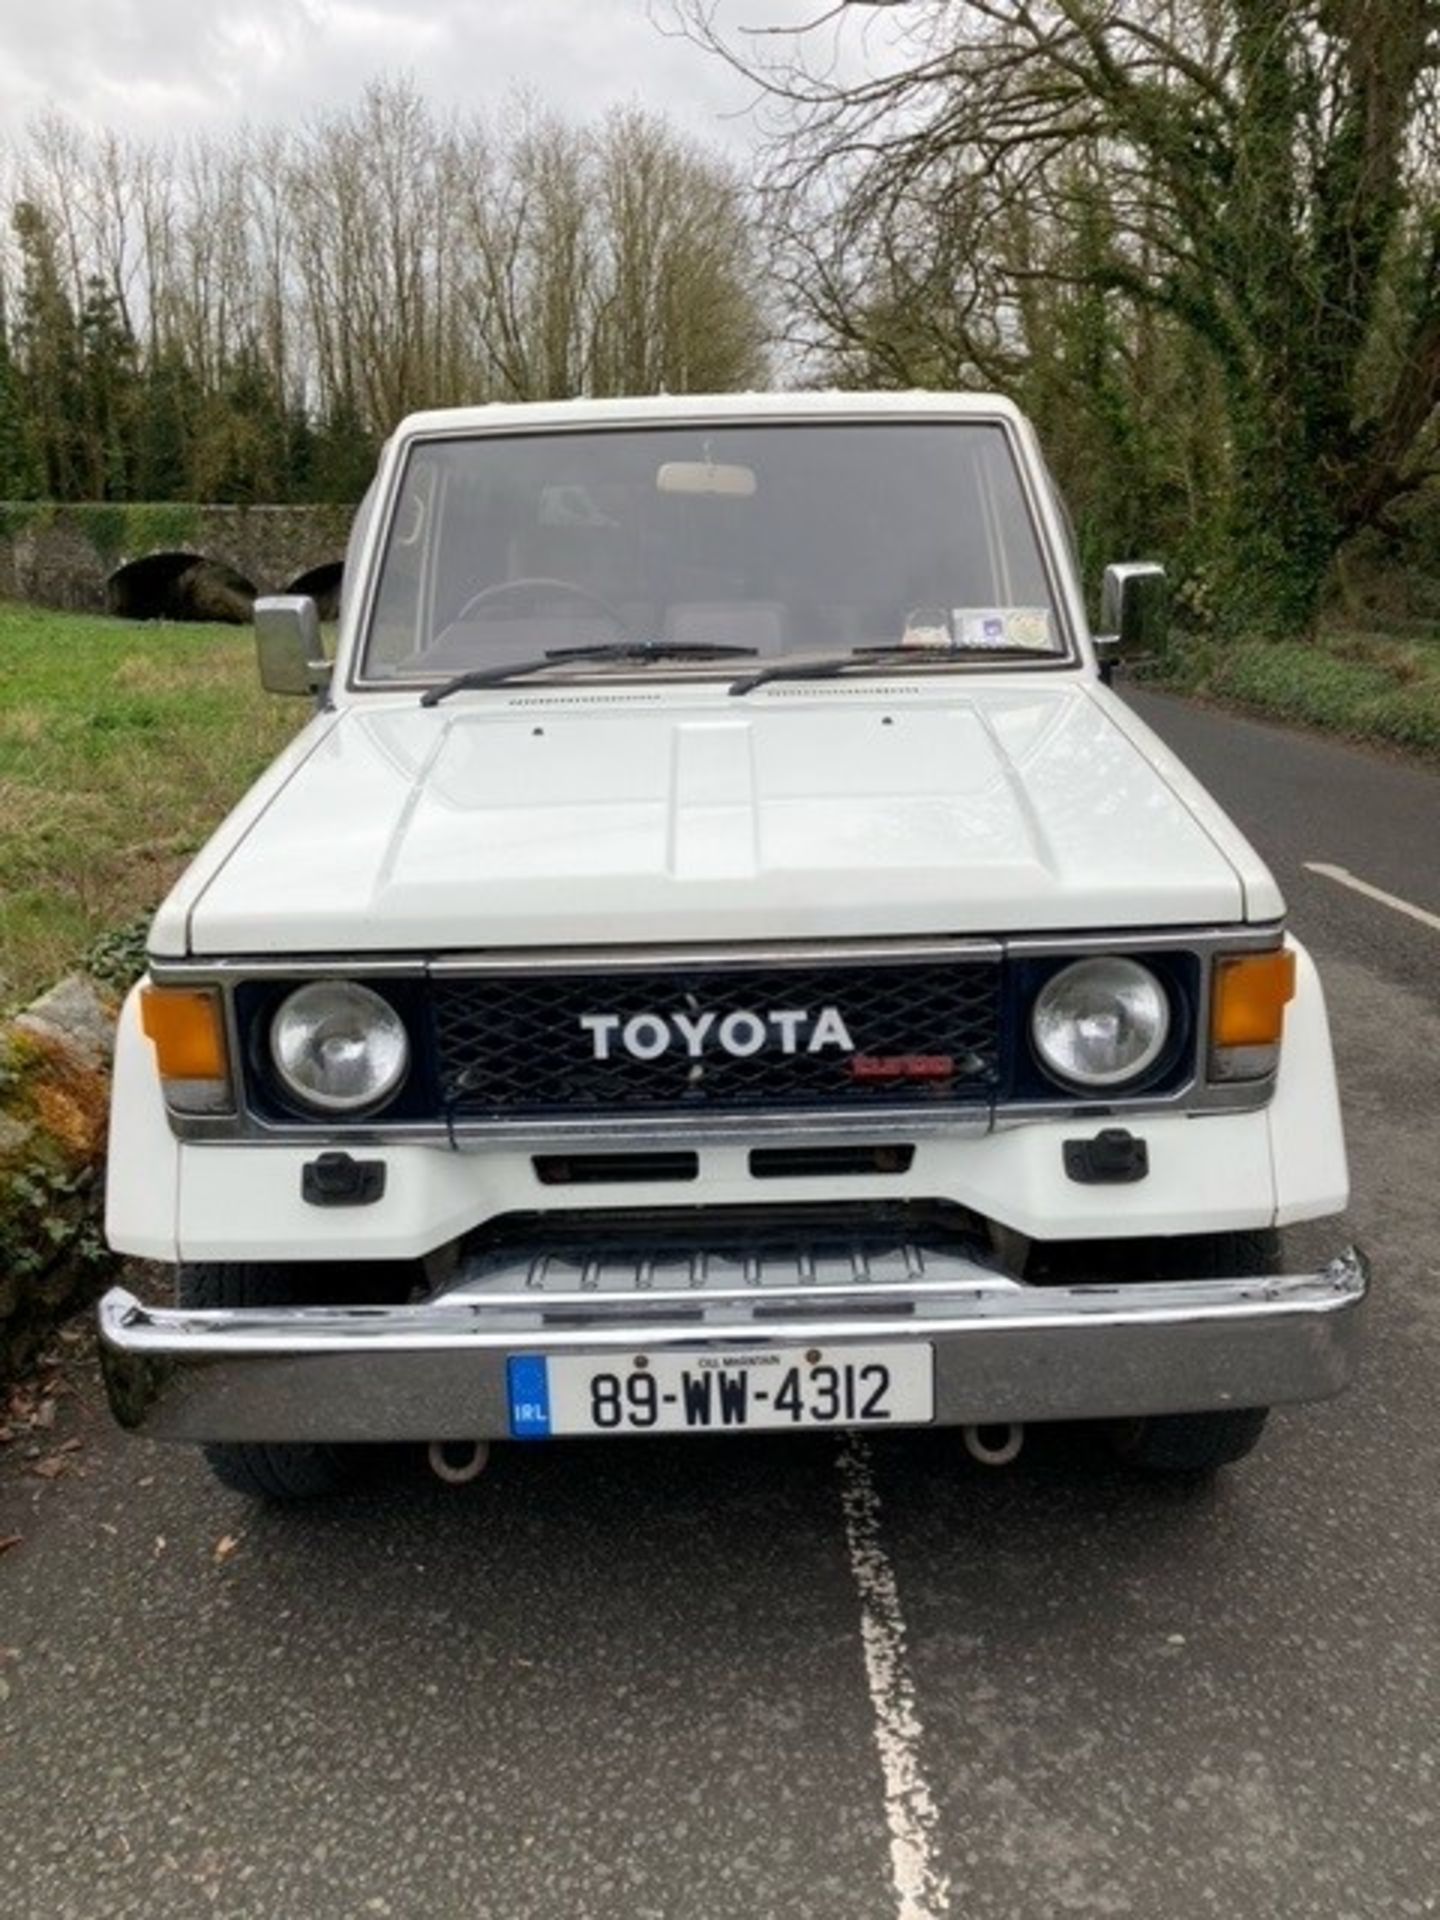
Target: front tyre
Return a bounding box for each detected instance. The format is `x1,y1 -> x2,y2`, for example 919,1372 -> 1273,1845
1108,1406 -> 1270,1476
177,1263 -> 361,1501
1106,1229 -> 1280,1478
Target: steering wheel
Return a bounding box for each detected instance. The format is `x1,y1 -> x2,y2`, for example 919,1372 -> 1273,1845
453,576 -> 627,630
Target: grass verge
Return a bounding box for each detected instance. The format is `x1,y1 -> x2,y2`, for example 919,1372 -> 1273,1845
1149,626 -> 1440,762
0,602 -> 302,1008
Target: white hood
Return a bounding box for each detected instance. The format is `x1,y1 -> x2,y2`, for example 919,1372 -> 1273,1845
170,680 -> 1277,955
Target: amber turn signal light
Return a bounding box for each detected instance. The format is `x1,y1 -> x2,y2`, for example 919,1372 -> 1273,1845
1210,949 -> 1296,1048
140,985 -> 229,1083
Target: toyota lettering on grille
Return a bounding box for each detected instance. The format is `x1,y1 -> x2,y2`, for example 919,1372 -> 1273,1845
430,960 -> 1000,1113
579,1007 -> 855,1062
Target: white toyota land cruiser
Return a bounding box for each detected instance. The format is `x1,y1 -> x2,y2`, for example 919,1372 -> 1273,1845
98,391 -> 1365,1498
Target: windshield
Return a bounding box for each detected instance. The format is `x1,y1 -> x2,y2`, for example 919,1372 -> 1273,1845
359,421 -> 1066,682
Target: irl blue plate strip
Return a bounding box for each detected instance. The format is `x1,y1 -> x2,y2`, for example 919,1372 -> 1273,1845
507,1355 -> 552,1439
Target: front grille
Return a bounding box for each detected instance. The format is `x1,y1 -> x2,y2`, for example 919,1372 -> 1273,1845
431,957 -> 1001,1120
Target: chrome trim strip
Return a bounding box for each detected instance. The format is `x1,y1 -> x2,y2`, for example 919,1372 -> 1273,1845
428,936 -> 1006,975
149,925 -> 1278,984
150,1091 -> 1271,1147
97,1246 -> 1367,1442
448,1106 -> 995,1145
1005,924 -> 1282,957
990,1078 -> 1271,1125
168,1106 -> 994,1149
150,956 -> 432,983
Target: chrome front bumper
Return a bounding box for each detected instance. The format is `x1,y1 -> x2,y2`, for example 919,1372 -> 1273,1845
98,1242 -> 1368,1443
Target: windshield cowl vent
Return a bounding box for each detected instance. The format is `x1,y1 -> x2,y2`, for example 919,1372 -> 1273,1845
502,691 -> 669,707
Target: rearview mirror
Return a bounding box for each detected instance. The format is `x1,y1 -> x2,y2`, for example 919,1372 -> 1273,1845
255,595 -> 330,697
656,461 -> 756,498
1097,563 -> 1167,681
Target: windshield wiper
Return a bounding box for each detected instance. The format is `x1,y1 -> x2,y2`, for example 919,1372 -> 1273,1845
727,644 -> 1034,697
420,640 -> 758,707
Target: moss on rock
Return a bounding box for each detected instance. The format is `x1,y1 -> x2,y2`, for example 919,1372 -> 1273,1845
0,976 -> 116,1381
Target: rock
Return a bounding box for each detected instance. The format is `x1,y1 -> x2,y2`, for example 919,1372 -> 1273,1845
14,975 -> 116,1071
1,972 -> 119,1383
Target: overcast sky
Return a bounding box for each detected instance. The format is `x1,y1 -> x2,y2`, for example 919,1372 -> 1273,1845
0,0 -> 861,152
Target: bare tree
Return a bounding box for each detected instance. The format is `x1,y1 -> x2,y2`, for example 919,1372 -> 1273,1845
591,108 -> 768,394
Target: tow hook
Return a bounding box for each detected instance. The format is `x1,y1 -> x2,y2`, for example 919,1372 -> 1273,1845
427,1440 -> 490,1484
962,1423 -> 1025,1467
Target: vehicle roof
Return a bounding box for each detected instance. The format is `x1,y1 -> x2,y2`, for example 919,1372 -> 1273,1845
392,389 -> 1027,440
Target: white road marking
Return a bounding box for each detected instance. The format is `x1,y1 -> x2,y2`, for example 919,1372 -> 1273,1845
1304,862 -> 1440,934
836,1434 -> 951,1920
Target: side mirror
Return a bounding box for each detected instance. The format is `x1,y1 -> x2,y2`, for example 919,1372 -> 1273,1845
1097,562 -> 1168,681
255,595 -> 331,697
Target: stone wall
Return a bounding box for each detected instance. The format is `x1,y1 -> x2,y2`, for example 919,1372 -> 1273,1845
0,502 -> 356,617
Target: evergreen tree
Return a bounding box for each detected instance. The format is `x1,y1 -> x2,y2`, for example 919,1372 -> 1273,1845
11,202 -> 85,499
78,275 -> 140,499
0,308 -> 35,497
306,401 -> 379,504
134,348 -> 200,501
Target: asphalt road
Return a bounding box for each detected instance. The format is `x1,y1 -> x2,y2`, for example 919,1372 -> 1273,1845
3,690 -> 1438,1920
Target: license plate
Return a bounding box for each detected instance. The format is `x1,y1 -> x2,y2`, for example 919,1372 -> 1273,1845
507,1343 -> 933,1438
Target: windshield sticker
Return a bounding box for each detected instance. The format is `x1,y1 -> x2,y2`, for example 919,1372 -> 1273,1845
901,606 -> 954,648
1006,608 -> 1053,649
954,606 -> 1053,650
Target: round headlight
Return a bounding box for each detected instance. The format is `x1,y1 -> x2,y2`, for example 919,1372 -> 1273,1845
1031,957 -> 1171,1090
270,981 -> 409,1113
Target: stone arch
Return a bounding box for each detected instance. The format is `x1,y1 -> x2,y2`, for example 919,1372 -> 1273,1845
105,551 -> 257,624
284,559 -> 344,622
